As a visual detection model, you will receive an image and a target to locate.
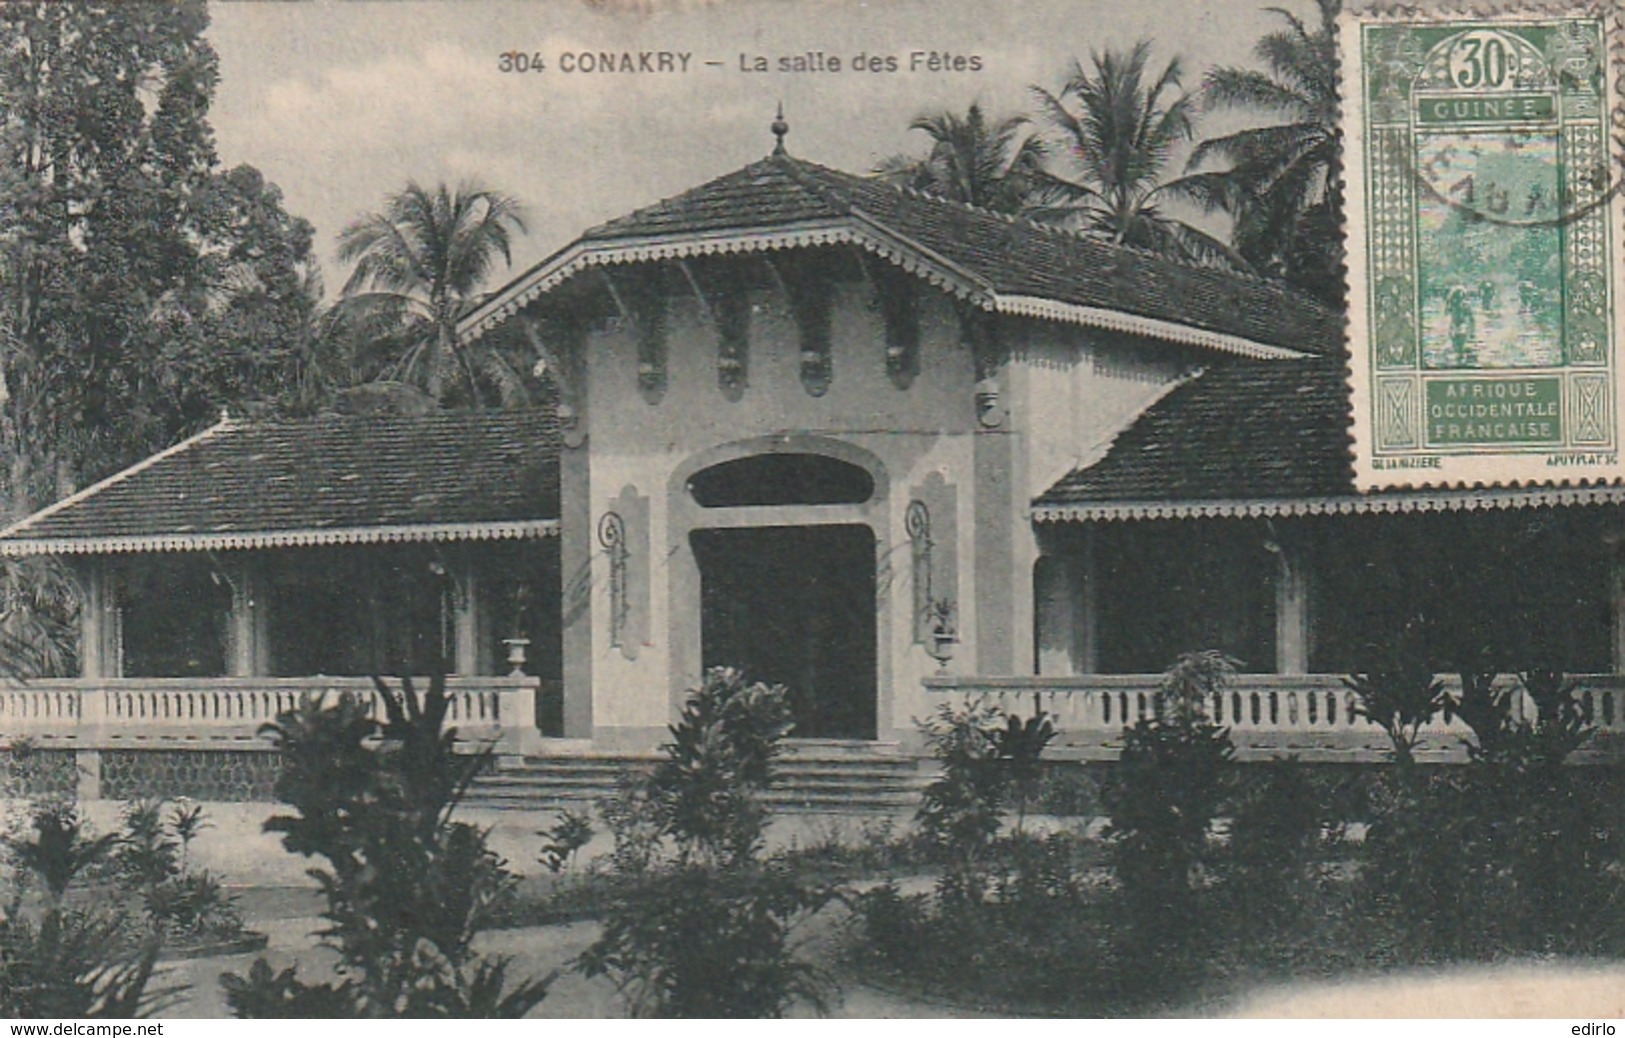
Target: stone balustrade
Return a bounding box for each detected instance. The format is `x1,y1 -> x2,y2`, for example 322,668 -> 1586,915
0,675 -> 540,759
923,673 -> 1625,763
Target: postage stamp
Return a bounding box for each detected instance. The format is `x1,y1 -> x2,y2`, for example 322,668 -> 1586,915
1341,1 -> 1625,489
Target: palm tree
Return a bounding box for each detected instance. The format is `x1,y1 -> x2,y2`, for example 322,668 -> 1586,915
1182,0 -> 1342,303
335,182 -> 529,407
1029,42 -> 1240,266
873,103 -> 1047,214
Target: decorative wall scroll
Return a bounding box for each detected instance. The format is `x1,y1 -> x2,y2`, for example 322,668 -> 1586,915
598,486 -> 651,660
597,511 -> 627,650
908,473 -> 959,647
906,500 -> 934,645
1341,3 -> 1625,488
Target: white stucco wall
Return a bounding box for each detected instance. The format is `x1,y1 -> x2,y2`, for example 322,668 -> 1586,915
1008,321 -> 1195,507
581,278 -> 978,744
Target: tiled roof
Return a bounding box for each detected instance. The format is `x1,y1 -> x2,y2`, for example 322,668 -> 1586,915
571,154 -> 1341,356
0,410 -> 560,555
1035,353 -> 1354,511
1033,359 -> 1625,519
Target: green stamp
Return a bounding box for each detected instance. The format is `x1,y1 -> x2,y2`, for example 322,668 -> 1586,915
1342,5 -> 1625,489
1424,376 -> 1561,446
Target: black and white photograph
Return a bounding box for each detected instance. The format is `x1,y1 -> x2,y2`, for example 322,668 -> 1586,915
1,0 -> 1623,1021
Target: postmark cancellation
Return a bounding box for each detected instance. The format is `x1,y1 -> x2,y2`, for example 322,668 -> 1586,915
1340,1 -> 1625,489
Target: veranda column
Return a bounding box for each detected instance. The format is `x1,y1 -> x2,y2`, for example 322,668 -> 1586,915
1274,528 -> 1313,676
1034,525 -> 1098,675
452,550 -> 481,677
227,555 -> 271,677
76,558 -> 120,680
73,558 -> 118,801
1077,524 -> 1099,675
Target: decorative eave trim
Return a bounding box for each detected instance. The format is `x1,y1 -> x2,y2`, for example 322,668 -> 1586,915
0,519 -> 561,558
1033,485 -> 1625,522
841,209 -> 995,305
458,218 -> 993,342
460,219 -> 1307,363
995,296 -> 1307,361
0,418 -> 235,542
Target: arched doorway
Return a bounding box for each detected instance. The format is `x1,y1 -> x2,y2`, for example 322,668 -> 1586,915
692,525 -> 876,739
680,448 -> 882,740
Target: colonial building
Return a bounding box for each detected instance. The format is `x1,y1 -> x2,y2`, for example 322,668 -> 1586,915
3,126 -> 1622,802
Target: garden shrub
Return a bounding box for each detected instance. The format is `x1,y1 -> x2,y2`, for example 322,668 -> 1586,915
577,667 -> 837,1018
854,703 -> 1137,1014
1348,643 -> 1625,961
1343,636 -> 1449,767
113,801 -> 242,945
647,666 -> 794,868
1,802 -> 171,1017
853,832 -> 1125,1014
220,674 -> 552,1018
1103,651 -> 1235,970
1449,669 -> 1621,955
1033,762 -> 1101,818
537,808 -> 594,875
915,700 -> 1006,901
914,697 -> 1057,901
577,863 -> 835,1018
1221,759 -> 1343,961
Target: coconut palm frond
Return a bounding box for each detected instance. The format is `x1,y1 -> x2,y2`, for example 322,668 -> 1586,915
1031,41 -> 1242,269
1188,1 -> 1342,303
1201,67 -> 1314,119
336,181 -> 529,406
881,103 -> 1043,214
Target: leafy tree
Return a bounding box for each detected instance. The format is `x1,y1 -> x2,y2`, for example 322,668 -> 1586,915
1029,42 -> 1240,266
873,103 -> 1047,214
0,2 -> 321,501
0,555 -> 76,677
220,675 -> 552,1018
1343,629 -> 1448,767
1183,0 -> 1343,304
333,182 -> 532,408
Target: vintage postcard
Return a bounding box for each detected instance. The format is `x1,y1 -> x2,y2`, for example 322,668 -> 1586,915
1342,1 -> 1625,489
5,0 -> 1625,1023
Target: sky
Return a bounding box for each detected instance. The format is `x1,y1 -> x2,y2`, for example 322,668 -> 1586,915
205,0 -> 1321,293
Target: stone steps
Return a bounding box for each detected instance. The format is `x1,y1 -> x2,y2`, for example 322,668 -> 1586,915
466,746 -> 931,814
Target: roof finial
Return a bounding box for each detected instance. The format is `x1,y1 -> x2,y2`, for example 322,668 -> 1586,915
771,102 -> 788,156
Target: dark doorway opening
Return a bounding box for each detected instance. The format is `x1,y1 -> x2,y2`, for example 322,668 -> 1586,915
692,524 -> 877,740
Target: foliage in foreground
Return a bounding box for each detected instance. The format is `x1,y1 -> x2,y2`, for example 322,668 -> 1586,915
1355,662 -> 1625,960
860,643 -> 1625,1016
1104,651 -> 1235,967
914,696 -> 1056,901
1,802 -> 171,1018
579,667 -> 837,1018
220,675 -> 552,1018
113,801 -> 243,946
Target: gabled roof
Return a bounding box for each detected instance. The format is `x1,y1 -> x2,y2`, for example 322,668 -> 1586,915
461,152 -> 1341,361
0,410 -> 560,556
1034,356 -> 1625,521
